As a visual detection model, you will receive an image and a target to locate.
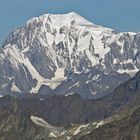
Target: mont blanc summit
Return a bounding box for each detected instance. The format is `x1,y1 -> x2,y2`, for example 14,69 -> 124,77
0,12 -> 140,98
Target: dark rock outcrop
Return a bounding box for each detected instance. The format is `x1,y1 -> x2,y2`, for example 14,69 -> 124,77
75,107 -> 140,140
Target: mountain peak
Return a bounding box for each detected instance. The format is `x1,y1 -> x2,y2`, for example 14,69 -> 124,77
1,12 -> 140,98
26,11 -> 96,27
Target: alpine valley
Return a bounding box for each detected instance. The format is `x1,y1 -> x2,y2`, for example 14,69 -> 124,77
1,12 -> 140,140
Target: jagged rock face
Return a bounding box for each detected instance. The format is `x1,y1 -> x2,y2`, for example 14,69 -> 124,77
0,12 -> 140,98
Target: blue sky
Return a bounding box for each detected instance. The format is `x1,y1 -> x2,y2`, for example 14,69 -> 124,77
0,0 -> 140,45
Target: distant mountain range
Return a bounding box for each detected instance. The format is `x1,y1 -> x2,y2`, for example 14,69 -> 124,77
1,12 -> 140,98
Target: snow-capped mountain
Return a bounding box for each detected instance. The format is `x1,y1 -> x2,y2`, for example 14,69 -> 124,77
0,12 -> 140,98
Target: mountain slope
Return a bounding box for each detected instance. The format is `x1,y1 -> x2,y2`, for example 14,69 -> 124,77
0,12 -> 140,98
73,107 -> 140,140
0,105 -> 65,140
1,70 -> 140,139
0,70 -> 140,127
